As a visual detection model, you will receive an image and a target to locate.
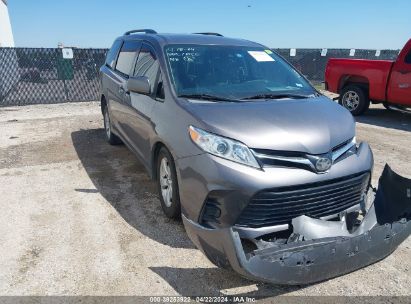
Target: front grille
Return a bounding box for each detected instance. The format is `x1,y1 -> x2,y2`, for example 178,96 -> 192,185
236,172 -> 370,228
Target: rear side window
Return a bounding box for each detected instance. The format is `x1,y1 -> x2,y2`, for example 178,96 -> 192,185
115,40 -> 141,76
105,40 -> 122,69
405,50 -> 411,64
133,43 -> 160,93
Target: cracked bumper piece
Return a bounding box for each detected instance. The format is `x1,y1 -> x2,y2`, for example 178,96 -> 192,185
182,165 -> 411,285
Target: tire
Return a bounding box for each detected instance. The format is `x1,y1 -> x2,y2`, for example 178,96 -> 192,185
339,85 -> 370,116
103,105 -> 122,145
156,147 -> 181,219
383,102 -> 391,110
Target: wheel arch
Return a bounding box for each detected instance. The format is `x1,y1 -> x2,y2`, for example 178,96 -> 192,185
338,75 -> 370,96
151,141 -> 170,180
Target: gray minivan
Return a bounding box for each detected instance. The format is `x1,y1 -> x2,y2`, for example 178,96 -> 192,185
100,30 -> 411,284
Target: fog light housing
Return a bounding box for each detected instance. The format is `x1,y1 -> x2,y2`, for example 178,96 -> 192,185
201,199 -> 221,225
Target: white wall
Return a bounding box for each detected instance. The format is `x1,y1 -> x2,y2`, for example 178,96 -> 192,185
0,1 -> 15,47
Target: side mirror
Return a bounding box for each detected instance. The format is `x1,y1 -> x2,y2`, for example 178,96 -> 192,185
127,76 -> 150,95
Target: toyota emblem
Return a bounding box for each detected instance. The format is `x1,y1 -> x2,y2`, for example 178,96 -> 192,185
315,157 -> 332,172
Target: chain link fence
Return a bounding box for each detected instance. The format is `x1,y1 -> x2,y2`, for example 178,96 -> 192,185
0,47 -> 400,107
275,48 -> 399,85
0,47 -> 107,107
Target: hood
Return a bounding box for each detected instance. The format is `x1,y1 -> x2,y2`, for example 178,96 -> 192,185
185,96 -> 355,155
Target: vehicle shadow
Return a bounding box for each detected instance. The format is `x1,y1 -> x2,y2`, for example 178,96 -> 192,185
356,106 -> 411,132
149,267 -> 303,297
71,128 -> 195,249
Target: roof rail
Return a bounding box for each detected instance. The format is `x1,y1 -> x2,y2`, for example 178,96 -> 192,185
124,29 -> 157,35
193,32 -> 223,37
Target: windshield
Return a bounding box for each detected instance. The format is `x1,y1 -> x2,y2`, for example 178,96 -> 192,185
164,44 -> 315,101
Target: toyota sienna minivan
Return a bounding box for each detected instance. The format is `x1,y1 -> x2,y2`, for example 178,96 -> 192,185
99,30 -> 411,284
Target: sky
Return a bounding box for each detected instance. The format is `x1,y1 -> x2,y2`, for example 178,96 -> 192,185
7,0 -> 411,49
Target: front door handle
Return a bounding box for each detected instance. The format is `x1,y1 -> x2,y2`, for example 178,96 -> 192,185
399,70 -> 410,75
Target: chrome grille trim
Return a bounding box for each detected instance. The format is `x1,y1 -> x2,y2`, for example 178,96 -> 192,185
252,137 -> 356,171
332,137 -> 356,162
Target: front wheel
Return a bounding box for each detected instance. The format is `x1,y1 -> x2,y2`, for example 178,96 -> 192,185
339,85 -> 370,116
156,147 -> 181,219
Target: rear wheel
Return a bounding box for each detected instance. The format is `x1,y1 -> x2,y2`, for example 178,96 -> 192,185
103,105 -> 122,145
156,147 -> 181,219
339,85 -> 370,116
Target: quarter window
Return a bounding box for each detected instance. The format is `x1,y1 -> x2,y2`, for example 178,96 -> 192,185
405,50 -> 411,64
156,73 -> 165,100
133,43 -> 160,93
115,40 -> 141,76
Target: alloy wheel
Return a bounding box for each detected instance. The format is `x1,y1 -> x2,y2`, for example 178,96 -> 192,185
342,91 -> 360,111
159,157 -> 173,207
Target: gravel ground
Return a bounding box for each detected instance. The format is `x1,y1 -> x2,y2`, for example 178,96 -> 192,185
0,99 -> 410,298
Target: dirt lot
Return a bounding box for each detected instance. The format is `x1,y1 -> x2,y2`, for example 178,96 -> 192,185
0,100 -> 410,298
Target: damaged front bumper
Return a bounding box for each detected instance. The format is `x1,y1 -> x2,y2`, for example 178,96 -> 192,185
182,165 -> 411,285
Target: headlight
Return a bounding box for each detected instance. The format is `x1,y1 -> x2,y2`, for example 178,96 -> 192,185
189,126 -> 260,169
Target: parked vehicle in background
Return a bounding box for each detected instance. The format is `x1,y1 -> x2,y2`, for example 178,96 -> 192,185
99,30 -> 411,285
325,39 -> 411,115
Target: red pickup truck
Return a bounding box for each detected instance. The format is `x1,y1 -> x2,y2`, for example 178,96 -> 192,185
325,39 -> 411,115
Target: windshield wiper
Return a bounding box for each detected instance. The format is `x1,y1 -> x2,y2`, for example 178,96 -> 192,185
178,94 -> 239,102
241,93 -> 313,100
